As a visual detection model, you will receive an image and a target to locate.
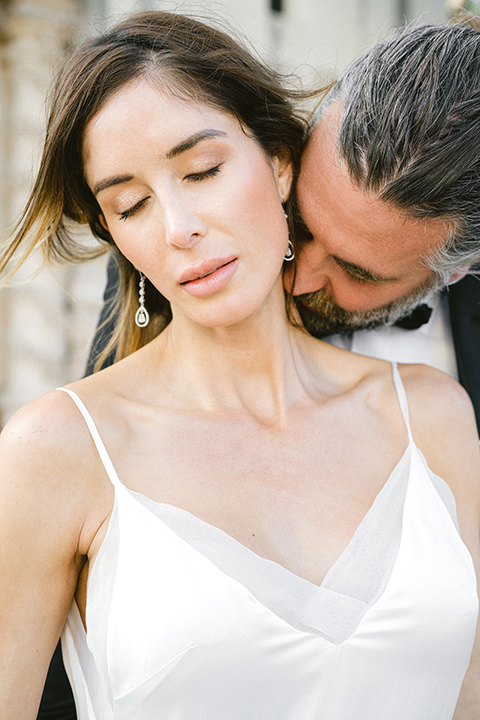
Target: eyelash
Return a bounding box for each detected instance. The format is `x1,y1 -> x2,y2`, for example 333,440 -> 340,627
185,165 -> 221,182
118,165 -> 221,221
335,263 -> 369,284
346,271 -> 370,285
119,198 -> 147,222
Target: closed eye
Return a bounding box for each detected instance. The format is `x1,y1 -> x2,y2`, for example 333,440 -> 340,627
118,165 -> 221,220
185,165 -> 221,182
119,197 -> 149,222
333,256 -> 394,285
344,269 -> 370,285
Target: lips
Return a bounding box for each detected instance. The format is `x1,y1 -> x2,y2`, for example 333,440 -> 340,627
179,256 -> 237,285
179,257 -> 239,298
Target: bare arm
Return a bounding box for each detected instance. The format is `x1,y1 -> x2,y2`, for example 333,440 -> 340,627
401,365 -> 480,718
0,394 -> 95,719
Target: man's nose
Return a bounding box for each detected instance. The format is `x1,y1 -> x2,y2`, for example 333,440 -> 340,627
163,196 -> 206,249
285,241 -> 329,295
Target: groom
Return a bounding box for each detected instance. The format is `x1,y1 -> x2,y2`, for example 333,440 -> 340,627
38,19 -> 480,720
287,20 -> 480,431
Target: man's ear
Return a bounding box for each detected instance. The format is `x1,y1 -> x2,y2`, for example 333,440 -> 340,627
272,152 -> 294,202
448,267 -> 470,285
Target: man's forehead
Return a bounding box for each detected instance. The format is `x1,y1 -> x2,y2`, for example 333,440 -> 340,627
298,108 -> 452,272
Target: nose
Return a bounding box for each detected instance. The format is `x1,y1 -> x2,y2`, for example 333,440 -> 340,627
163,195 -> 206,249
289,241 -> 329,295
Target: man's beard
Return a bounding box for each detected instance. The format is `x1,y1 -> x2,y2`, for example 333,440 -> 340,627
295,272 -> 446,338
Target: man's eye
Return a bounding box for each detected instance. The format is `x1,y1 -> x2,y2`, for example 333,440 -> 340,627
347,271 -> 370,284
185,165 -> 221,182
334,257 -> 376,284
119,198 -> 148,221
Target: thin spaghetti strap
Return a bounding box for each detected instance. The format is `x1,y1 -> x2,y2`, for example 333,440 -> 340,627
57,387 -> 122,489
390,362 -> 414,443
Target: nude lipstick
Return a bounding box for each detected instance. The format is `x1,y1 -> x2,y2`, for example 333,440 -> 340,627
179,257 -> 238,297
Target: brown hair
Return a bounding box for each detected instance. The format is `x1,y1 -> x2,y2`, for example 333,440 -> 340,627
1,11 -> 312,368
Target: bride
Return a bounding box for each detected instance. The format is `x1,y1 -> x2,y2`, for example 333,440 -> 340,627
0,11 -> 479,720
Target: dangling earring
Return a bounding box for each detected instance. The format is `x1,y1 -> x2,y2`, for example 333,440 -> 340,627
284,239 -> 295,262
135,272 -> 150,328
281,193 -> 294,261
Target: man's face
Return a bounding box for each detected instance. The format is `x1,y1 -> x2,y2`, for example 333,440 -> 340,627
286,104 -> 452,336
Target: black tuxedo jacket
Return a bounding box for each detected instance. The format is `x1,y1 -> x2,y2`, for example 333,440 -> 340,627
448,273 -> 480,433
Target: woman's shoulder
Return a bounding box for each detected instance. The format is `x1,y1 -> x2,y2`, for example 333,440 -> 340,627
0,388 -> 111,535
307,334 -> 473,419
1,386 -> 94,459
397,362 -> 480,510
305,336 -> 477,449
364,360 -> 478,463
396,361 -> 476,438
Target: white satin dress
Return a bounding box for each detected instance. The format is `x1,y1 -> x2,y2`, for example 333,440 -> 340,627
60,363 -> 478,719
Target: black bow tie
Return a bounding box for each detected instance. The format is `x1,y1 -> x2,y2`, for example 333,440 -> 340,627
393,303 -> 433,330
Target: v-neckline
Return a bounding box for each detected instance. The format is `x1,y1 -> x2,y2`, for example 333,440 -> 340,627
122,441 -> 412,593
83,442 -> 413,645
59,373 -> 418,644
60,363 -> 415,594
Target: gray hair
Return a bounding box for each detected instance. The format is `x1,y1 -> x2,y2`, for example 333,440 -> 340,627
318,21 -> 480,279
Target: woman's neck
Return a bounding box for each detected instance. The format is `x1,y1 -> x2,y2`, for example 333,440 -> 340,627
147,294 -> 314,427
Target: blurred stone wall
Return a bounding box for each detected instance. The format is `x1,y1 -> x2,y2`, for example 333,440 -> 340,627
0,0 -> 447,426
0,0 -> 105,427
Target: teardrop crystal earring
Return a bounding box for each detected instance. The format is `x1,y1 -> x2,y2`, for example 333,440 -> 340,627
284,239 -> 295,262
135,272 -> 150,328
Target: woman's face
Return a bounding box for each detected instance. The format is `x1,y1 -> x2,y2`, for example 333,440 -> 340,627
83,78 -> 293,328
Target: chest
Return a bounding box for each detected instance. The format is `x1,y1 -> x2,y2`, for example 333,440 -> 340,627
97,404 -> 406,586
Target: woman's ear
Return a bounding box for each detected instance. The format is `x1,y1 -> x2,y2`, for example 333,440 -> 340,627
272,152 -> 294,202
99,214 -> 109,232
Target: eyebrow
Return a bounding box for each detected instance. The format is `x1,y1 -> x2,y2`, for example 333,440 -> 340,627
166,129 -> 227,159
332,256 -> 400,284
92,129 -> 228,197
